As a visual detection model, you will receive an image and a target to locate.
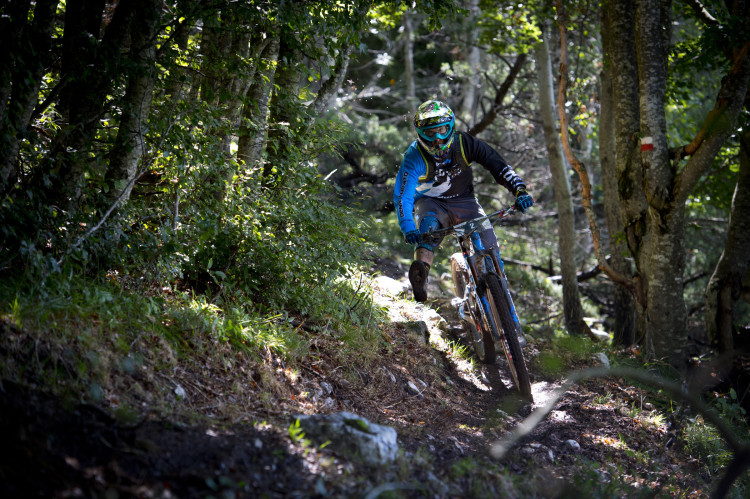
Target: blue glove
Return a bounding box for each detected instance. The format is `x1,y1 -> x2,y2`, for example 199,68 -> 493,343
514,189 -> 534,213
405,230 -> 421,245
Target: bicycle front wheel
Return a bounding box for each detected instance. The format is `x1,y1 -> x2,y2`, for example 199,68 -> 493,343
450,254 -> 496,364
484,273 -> 532,397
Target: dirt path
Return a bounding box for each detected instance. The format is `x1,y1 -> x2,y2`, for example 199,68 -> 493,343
366,258 -> 709,496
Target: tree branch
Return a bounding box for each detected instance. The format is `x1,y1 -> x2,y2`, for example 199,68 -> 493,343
678,43 -> 750,159
675,43 -> 750,205
684,0 -> 720,26
312,46 -> 352,114
467,53 -> 527,136
57,113 -> 179,267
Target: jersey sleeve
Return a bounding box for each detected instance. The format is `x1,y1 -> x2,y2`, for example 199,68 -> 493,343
393,143 -> 427,234
460,132 -> 527,195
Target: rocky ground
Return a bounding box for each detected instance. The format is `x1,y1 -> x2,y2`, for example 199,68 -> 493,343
0,258 -> 723,497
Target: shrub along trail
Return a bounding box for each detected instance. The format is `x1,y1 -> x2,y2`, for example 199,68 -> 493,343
0,260 -> 717,497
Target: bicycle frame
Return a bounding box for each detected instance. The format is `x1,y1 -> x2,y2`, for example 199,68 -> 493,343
425,207 -> 523,342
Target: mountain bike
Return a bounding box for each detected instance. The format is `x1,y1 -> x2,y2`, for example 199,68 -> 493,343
420,206 -> 532,398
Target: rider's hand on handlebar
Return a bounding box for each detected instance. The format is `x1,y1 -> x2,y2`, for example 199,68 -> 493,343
514,188 -> 534,213
405,230 -> 421,245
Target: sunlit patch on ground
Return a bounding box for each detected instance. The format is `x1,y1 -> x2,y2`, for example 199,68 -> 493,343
584,432 -> 629,450
530,380 -> 560,407
549,409 -> 573,423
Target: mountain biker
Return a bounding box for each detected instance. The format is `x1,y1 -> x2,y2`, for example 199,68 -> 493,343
394,100 -> 533,302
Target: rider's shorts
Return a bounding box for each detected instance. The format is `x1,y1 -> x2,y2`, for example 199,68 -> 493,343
414,196 -> 499,250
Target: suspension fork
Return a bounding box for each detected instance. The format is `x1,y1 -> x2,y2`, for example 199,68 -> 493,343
468,232 -> 487,288
487,249 -> 523,333
470,233 -> 523,335
464,233 -> 505,341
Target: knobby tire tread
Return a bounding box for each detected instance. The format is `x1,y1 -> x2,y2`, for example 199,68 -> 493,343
450,255 -> 495,364
484,273 -> 532,397
449,254 -> 467,298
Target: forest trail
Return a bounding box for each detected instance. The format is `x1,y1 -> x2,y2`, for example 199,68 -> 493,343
366,258 -> 709,495
0,259 -> 712,497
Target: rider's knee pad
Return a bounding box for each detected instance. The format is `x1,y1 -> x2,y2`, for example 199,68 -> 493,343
417,216 -> 440,252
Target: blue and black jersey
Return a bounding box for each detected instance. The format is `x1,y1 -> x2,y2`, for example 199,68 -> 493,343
393,131 -> 526,234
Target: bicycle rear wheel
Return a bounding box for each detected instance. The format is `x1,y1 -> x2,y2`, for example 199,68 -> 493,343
450,254 -> 495,364
484,273 -> 532,397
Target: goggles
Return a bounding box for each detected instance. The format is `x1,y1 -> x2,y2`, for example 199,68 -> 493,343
417,122 -> 453,142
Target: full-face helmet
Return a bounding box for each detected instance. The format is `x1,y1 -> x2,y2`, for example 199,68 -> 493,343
414,100 -> 455,159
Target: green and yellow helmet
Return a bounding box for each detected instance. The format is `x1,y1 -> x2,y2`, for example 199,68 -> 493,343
414,100 -> 455,158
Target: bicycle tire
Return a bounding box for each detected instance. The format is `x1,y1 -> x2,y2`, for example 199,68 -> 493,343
449,253 -> 467,298
450,254 -> 495,364
484,273 -> 532,397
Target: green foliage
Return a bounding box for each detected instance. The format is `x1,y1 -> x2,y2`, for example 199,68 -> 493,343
368,0 -> 464,31
446,339 -> 476,367
566,460 -> 658,498
288,418 -> 311,446
477,0 -> 542,54
532,332 -> 601,377
683,415 -> 732,479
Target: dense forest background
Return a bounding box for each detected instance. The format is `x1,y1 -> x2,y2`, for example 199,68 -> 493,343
1,0 -> 750,496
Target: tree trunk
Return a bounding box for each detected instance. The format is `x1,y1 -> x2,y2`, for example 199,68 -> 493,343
604,0 -> 651,345
198,10 -> 225,107
600,4 -> 636,346
468,54 -> 527,136
706,127 -> 750,354
237,35 -> 279,168
403,12 -> 417,108
104,0 -> 162,204
49,0 -> 136,207
635,0 -> 689,364
265,36 -> 303,180
0,0 -> 59,195
312,46 -> 352,114
197,9 -> 248,201
605,0 -> 750,366
460,0 -> 481,126
535,30 -> 587,336
599,71 -> 636,346
160,16 -> 193,103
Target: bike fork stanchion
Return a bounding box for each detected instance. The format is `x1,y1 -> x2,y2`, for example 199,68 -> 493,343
498,272 -> 523,333
489,250 -> 524,337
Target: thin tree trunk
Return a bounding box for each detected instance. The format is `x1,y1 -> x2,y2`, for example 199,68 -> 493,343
104,0 -> 162,204
403,12 -> 417,108
0,0 -> 59,194
534,30 -> 587,336
237,35 -> 279,168
460,0 -> 481,126
49,0 -> 136,207
705,122 -> 750,354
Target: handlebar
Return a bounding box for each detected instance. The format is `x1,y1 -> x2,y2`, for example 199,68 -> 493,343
418,205 -> 517,244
